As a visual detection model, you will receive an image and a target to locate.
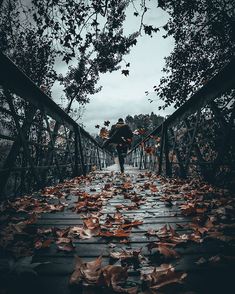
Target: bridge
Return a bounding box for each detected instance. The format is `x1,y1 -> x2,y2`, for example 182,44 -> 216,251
0,52 -> 235,294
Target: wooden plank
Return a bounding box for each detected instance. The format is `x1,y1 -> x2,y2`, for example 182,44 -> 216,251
36,211 -> 186,220
2,167 -> 234,294
34,238 -> 232,258
34,216 -> 189,226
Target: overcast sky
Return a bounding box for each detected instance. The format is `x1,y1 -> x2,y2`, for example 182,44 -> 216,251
51,3 -> 175,135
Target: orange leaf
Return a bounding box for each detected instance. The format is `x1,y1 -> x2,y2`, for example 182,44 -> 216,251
121,220 -> 143,229
157,244 -> 180,258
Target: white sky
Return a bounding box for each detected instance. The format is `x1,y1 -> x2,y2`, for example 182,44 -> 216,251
51,3 -> 175,135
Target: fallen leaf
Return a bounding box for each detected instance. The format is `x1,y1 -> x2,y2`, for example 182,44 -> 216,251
146,229 -> 158,237
122,182 -> 133,190
157,244 -> 180,259
70,255 -> 102,286
141,264 -> 187,290
110,249 -> 141,260
99,265 -> 137,293
56,237 -> 71,244
57,242 -> 75,252
34,239 -> 53,249
120,220 -> 143,229
150,184 -> 158,193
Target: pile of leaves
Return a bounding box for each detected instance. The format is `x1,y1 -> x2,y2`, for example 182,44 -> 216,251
1,169 -> 234,293
69,255 -> 187,294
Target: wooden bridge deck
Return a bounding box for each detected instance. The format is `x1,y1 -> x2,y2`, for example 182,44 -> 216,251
0,165 -> 234,294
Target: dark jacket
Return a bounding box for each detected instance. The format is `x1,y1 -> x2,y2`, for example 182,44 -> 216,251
109,122 -> 133,145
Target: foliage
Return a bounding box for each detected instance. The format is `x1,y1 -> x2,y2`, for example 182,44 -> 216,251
125,112 -> 164,145
0,0 -> 159,113
125,112 -> 164,132
1,170 -> 234,293
2,0 -> 234,115
20,0 -> 141,111
0,0 -> 56,93
155,0 -> 235,109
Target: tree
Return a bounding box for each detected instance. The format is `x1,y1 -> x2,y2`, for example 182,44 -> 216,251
125,112 -> 164,146
154,0 -> 235,109
0,0 -> 157,113
0,0 -> 57,92
23,0 -> 142,112
125,112 -> 164,132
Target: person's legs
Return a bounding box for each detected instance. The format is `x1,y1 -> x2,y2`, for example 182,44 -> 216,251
117,145 -> 128,173
117,148 -> 124,173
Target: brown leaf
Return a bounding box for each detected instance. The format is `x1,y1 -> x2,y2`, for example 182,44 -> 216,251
196,207 -> 207,214
99,127 -> 109,139
99,265 -> 135,293
69,256 -> 83,285
55,227 -> 70,238
110,248 -> 141,260
122,182 -> 133,190
156,225 -> 168,238
57,242 -> 75,252
34,239 -> 53,249
105,212 -> 124,225
146,229 -> 158,237
120,220 -> 143,229
150,184 -> 158,193
68,226 -> 83,238
141,264 -> 187,290
104,183 -> 112,191
147,241 -> 176,252
56,237 -> 71,244
157,244 -> 180,259
180,203 -> 196,216
69,256 -> 102,286
169,225 -> 177,236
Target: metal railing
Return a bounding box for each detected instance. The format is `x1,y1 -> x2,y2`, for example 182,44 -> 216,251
0,52 -> 113,198
127,57 -> 235,187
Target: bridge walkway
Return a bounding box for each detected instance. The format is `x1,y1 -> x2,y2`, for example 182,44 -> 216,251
1,165 -> 234,294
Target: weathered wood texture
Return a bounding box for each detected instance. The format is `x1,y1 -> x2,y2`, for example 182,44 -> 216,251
1,165 -> 234,294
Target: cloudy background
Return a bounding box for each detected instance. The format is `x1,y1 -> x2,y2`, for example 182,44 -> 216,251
51,3 -> 175,135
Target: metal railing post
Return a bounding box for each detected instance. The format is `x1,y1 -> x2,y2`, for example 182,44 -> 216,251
76,126 -> 86,176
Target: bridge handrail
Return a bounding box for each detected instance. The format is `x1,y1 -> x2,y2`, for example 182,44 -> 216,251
129,56 -> 235,153
0,52 -> 112,197
127,56 -> 235,186
0,52 -> 103,149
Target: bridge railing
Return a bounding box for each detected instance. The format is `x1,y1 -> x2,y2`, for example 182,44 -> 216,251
127,57 -> 235,187
0,52 -> 113,198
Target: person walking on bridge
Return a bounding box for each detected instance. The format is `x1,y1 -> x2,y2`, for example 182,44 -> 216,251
103,118 -> 133,173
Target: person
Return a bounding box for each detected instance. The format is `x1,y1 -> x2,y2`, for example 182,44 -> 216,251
103,118 -> 133,173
